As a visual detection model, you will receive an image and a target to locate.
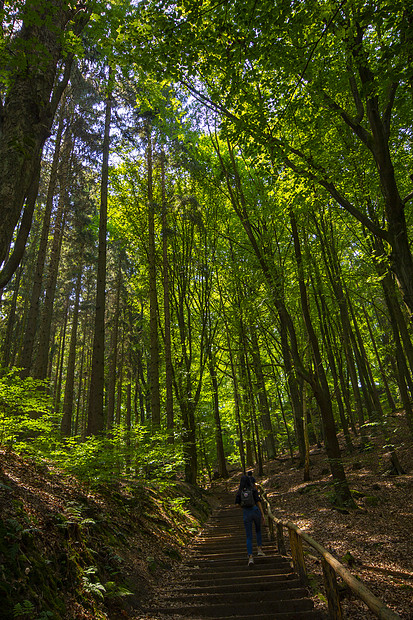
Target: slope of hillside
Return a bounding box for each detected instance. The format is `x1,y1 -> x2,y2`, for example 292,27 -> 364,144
261,412 -> 413,619
1,413 -> 411,620
0,449 -> 212,620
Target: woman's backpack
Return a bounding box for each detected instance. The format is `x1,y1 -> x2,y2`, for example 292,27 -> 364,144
240,486 -> 255,507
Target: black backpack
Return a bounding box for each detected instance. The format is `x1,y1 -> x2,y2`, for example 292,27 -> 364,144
240,486 -> 255,508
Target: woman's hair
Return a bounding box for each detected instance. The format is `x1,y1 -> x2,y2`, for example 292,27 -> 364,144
239,474 -> 251,491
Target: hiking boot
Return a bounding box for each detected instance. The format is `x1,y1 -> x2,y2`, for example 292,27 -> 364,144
248,555 -> 254,566
257,547 -> 265,557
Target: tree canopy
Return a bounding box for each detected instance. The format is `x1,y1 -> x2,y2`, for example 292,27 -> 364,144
0,0 -> 412,506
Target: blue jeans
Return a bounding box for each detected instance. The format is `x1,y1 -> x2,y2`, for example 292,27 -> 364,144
243,506 -> 262,555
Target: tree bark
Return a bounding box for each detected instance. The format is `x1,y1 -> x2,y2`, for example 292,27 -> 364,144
362,305 -> 396,411
250,326 -> 277,458
54,299 -> 69,412
146,124 -> 161,429
208,345 -> 228,478
161,151 -> 174,438
86,67 -> 112,436
61,266 -> 83,436
0,1 -> 89,282
1,264 -> 23,367
17,107 -> 65,376
290,210 -> 355,507
32,135 -> 71,380
107,257 -> 122,431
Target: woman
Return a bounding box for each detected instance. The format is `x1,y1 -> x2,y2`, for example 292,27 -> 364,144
235,474 -> 265,566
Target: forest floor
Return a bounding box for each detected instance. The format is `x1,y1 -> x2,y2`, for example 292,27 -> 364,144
261,411 -> 413,619
0,412 -> 412,619
0,448 -> 213,620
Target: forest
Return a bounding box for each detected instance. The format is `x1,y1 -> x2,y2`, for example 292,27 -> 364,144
2,0 -> 413,499
0,0 -> 413,620
0,1 -> 413,615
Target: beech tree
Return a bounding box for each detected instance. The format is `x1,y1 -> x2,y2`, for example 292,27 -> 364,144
136,0 -> 413,312
0,0 -> 91,286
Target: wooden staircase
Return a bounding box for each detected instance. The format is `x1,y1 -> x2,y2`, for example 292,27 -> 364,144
143,490 -> 324,619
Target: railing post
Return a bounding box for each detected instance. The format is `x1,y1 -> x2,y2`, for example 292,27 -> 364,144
322,558 -> 344,620
267,513 -> 275,540
276,522 -> 286,555
256,486 -> 401,619
259,486 -> 275,542
288,529 -> 307,585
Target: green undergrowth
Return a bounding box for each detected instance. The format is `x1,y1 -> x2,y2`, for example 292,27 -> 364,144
0,448 -> 212,620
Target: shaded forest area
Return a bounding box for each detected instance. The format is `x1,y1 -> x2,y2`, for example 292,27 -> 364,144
0,0 -> 413,617
0,445 -> 213,619
263,417 -> 413,619
1,423 -> 412,619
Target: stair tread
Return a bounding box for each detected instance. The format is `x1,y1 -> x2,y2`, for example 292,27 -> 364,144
158,587 -> 309,603
152,597 -> 316,615
143,487 -> 323,619
168,579 -> 302,594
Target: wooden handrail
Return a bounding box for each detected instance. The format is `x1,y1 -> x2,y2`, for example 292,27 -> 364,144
257,485 -> 401,620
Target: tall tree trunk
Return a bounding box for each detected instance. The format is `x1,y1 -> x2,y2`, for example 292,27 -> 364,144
218,275 -> 246,471
309,265 -> 354,451
362,305 -> 396,411
74,322 -> 87,437
1,264 -> 23,367
228,336 -> 246,472
207,344 -> 228,478
322,307 -> 354,451
370,246 -> 413,435
0,1 -> 88,283
125,352 -> 132,473
290,211 -> 355,507
217,139 -> 307,465
276,386 -> 294,461
279,316 -> 306,466
32,138 -> 71,380
335,343 -> 358,436
350,304 -> 406,472
115,337 -> 125,427
250,326 -> 277,458
107,258 -> 122,431
181,401 -> 198,485
17,107 -> 65,376
314,214 -> 366,440
54,301 -> 68,411
372,236 -> 413,382
347,296 -> 383,423
238,348 -> 254,468
161,151 -> 174,438
146,124 -> 161,429
302,382 -> 311,481
61,266 -> 83,436
245,355 -> 264,475
87,67 -> 112,436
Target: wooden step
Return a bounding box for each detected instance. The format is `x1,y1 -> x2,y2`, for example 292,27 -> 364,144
168,578 -> 302,595
153,596 -> 317,617
185,554 -> 290,567
148,612 -> 322,620
183,566 -> 300,583
143,492 -> 324,619
158,587 -> 310,604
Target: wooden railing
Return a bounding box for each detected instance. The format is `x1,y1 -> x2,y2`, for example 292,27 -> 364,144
258,485 -> 401,620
